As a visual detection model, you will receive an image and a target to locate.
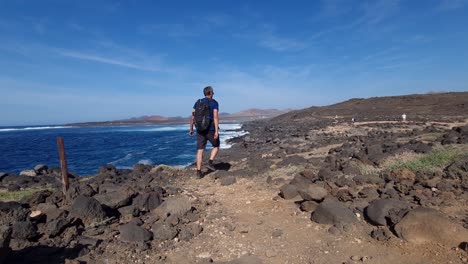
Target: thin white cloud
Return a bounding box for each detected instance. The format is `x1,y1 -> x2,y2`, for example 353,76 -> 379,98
59,50 -> 162,72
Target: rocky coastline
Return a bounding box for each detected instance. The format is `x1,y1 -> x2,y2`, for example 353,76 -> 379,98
1,94 -> 468,264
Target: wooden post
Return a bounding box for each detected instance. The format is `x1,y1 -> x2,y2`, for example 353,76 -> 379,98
57,137 -> 70,195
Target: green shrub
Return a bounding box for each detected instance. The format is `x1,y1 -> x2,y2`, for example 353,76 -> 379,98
386,147 -> 461,173
0,188 -> 52,202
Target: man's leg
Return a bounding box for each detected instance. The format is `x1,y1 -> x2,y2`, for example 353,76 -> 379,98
196,149 -> 204,171
209,147 -> 219,161
206,131 -> 220,171
196,132 -> 208,178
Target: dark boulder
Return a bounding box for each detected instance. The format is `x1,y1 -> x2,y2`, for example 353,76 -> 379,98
133,191 -> 163,212
34,164 -> 48,175
36,203 -> 67,222
297,184 -> 327,202
153,195 -> 192,220
45,217 -> 76,238
66,184 -> 97,200
0,202 -> 30,225
119,223 -> 153,243
98,165 -> 118,175
290,175 -> 312,187
94,187 -> 136,209
220,176 -> 237,186
69,196 -> 108,226
19,189 -> 52,207
0,226 -> 12,263
11,221 -> 38,240
133,164 -> 152,174
311,200 -> 357,225
279,184 -> 299,200
317,168 -> 341,181
395,207 -> 468,247
365,199 -> 409,226
299,201 -> 318,212
151,222 -> 178,241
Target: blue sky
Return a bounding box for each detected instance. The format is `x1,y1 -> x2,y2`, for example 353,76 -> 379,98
0,0 -> 467,125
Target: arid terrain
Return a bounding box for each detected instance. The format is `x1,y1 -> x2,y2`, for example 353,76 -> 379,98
1,92 -> 467,264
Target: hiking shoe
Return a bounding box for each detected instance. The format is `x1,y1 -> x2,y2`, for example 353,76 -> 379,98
196,170 -> 203,179
205,163 -> 216,171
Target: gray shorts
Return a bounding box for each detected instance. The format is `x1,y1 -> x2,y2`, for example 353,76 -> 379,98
196,130 -> 220,150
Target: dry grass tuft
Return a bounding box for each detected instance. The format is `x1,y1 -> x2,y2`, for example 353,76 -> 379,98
0,187 -> 52,202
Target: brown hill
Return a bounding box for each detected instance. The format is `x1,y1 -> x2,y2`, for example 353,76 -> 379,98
231,108 -> 291,118
273,92 -> 468,123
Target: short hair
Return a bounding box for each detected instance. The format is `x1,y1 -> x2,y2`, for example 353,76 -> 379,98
203,86 -> 213,96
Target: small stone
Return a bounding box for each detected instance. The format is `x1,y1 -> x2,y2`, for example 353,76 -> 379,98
272,229 -> 283,238
29,210 -> 43,219
266,249 -> 277,258
238,225 -> 250,233
361,256 -> 370,261
328,226 -> 340,235
351,256 -> 360,261
197,252 -> 211,258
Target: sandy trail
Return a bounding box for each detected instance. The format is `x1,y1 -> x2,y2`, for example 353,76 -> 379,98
161,174 -> 465,264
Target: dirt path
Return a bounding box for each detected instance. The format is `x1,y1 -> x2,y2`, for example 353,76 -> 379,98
161,174 -> 466,264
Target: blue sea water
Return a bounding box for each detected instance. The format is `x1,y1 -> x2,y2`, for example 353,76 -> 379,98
0,124 -> 246,176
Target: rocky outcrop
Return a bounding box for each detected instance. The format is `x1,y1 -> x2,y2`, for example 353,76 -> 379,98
395,207 -> 468,247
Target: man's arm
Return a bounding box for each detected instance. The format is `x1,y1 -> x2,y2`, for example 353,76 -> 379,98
213,109 -> 219,139
189,110 -> 195,136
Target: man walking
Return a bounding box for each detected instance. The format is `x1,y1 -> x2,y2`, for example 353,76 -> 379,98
189,86 -> 220,178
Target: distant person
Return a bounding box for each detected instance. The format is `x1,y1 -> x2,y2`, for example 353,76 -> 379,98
402,113 -> 407,122
189,86 -> 220,178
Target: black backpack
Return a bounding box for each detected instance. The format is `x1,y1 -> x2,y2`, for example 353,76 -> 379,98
194,99 -> 211,132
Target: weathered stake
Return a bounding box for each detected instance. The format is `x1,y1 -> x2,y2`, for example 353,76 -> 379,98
57,136 -> 69,195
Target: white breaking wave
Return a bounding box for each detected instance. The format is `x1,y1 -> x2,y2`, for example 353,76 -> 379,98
219,123 -> 242,131
118,125 -> 190,132
137,159 -> 153,165
220,130 -> 249,149
109,153 -> 133,165
0,126 -> 73,132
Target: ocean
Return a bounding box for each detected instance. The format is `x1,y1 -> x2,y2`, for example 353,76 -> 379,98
0,124 -> 247,176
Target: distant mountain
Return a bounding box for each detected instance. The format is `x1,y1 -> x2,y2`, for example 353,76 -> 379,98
230,108 -> 292,118
67,108 -> 291,126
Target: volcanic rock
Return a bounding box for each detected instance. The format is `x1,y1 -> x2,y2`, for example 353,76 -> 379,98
395,207 -> 468,247
279,184 -> 299,199
119,223 -> 153,243
298,184 -> 327,202
220,176 -> 237,186
0,202 -> 30,225
19,189 -> 52,207
45,217 -> 74,238
98,165 -> 118,175
133,191 -> 163,212
0,226 -> 12,263
94,187 -> 136,209
66,184 -> 97,200
34,164 -> 48,174
365,199 -> 409,226
151,222 -> 178,241
11,221 -> 38,240
311,200 -> 357,225
69,195 -> 108,226
153,195 -> 192,220
300,201 -> 319,212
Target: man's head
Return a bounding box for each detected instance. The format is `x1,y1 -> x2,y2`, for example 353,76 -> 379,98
203,86 -> 214,98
